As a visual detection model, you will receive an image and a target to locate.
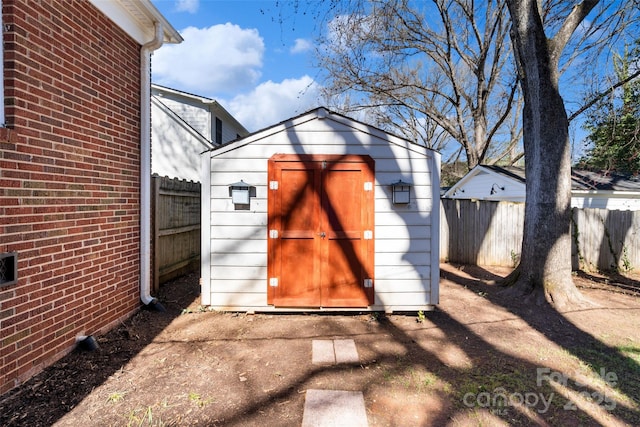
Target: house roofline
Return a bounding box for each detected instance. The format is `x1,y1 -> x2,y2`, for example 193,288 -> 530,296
443,164 -> 640,199
480,165 -> 526,183
151,84 -> 249,135
571,190 -> 640,197
151,95 -> 215,150
89,0 -> 182,45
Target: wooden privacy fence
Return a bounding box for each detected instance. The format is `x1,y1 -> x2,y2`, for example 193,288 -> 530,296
152,175 -> 201,291
440,199 -> 640,271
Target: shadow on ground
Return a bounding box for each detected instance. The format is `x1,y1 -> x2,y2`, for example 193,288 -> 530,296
0,273 -> 200,426
1,266 -> 639,426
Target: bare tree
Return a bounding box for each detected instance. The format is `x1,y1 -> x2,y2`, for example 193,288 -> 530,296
316,0 -> 522,169
504,0 -> 639,308
305,0 -> 638,307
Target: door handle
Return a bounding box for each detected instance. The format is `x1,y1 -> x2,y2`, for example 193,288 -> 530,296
318,232 -> 326,238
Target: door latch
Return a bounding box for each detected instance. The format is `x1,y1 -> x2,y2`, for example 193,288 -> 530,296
318,232 -> 326,238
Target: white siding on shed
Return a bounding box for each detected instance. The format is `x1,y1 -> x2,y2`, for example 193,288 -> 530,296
201,108 -> 440,312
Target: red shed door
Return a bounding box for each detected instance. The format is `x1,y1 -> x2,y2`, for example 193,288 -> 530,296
268,154 -> 374,308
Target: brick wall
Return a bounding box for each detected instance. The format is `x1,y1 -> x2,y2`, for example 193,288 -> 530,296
0,0 -> 142,394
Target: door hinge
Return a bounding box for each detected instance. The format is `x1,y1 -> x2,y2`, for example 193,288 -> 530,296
269,278 -> 278,287
270,181 -> 278,190
364,230 -> 373,240
364,279 -> 373,288
364,182 -> 373,191
269,229 -> 279,239
322,160 -> 327,169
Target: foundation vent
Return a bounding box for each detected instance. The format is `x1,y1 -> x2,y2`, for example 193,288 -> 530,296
0,252 -> 18,287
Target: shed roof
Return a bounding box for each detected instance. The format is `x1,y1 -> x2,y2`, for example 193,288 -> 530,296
208,106 -> 433,155
481,165 -> 526,183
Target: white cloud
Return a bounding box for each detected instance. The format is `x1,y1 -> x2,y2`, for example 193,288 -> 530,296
174,0 -> 199,14
152,24 -> 264,95
291,38 -> 312,54
225,76 -> 322,131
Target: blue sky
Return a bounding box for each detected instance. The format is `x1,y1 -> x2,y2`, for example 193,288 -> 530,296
151,0 -> 323,132
150,0 -> 635,161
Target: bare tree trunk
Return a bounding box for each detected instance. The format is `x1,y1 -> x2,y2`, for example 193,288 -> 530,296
504,0 -> 598,309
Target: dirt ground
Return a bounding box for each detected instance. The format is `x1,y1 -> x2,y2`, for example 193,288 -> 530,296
1,264 -> 639,426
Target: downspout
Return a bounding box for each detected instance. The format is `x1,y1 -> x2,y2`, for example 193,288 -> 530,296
140,23 -> 165,311
0,0 -> 5,126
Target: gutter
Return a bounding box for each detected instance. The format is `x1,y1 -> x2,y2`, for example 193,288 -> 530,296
140,23 -> 165,311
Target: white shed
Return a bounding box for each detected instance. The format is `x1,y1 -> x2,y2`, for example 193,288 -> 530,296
443,165 -> 640,210
200,107 -> 441,312
442,165 -> 526,202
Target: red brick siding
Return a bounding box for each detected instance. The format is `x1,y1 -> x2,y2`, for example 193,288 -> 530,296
0,0 -> 143,394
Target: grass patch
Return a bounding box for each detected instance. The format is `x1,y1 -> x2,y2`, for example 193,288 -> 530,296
454,365 -> 567,417
618,345 -> 640,364
124,406 -> 168,427
569,343 -> 640,411
458,366 -> 530,395
571,343 -> 640,381
188,391 -> 213,408
378,362 -> 440,393
106,390 -> 127,404
401,367 -> 439,392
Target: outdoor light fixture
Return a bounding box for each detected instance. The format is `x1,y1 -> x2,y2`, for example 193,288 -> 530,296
391,180 -> 412,204
229,180 -> 252,205
490,183 -> 505,195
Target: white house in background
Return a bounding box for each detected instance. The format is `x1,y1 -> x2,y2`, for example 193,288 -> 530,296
571,170 -> 640,210
201,107 -> 441,312
443,165 -> 640,210
151,84 -> 249,182
443,165 -> 527,202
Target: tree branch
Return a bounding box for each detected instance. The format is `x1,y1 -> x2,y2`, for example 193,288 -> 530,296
551,0 -> 600,57
568,70 -> 640,122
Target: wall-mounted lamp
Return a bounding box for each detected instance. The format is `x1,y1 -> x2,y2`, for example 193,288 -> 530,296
229,180 -> 253,205
490,183 -> 505,195
391,180 -> 412,204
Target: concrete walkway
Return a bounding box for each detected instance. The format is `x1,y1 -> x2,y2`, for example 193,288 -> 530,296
303,339 -> 368,426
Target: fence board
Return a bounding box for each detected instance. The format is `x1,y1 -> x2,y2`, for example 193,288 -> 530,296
440,199 -> 639,271
152,175 -> 201,291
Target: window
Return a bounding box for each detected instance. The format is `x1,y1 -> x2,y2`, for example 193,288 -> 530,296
215,117 -> 222,145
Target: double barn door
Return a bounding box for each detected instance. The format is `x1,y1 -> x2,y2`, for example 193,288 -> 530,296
267,154 -> 374,308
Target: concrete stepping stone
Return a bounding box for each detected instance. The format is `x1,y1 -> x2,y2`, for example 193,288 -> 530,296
311,339 -> 359,365
333,339 -> 359,364
302,389 -> 368,427
312,340 -> 336,364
